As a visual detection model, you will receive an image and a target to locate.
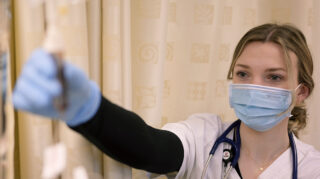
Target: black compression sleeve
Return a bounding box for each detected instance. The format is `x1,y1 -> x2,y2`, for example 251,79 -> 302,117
69,95 -> 184,174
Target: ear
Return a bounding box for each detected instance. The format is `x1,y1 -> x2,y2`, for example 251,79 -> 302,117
296,84 -> 309,104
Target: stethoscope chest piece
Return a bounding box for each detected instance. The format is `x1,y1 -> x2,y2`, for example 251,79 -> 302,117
222,149 -> 233,166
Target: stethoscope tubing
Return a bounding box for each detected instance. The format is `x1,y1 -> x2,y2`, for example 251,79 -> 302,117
209,120 -> 241,168
289,131 -> 298,179
203,120 -> 297,179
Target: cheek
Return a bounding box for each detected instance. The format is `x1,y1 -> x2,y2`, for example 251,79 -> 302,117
231,72 -> 238,83
232,78 -> 240,83
293,70 -> 299,86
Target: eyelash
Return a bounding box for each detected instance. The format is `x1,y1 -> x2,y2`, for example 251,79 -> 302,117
235,71 -> 284,82
267,74 -> 284,81
236,71 -> 249,79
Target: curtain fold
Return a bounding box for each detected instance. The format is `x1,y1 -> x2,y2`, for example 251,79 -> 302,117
102,0 -> 132,178
14,1 -> 51,178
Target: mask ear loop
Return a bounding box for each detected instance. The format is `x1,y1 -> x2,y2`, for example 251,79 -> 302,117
277,83 -> 302,117
290,83 -> 302,112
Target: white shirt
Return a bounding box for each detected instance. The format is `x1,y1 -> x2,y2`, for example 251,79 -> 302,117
160,113 -> 320,179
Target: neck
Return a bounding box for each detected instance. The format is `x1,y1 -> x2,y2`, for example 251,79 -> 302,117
239,118 -> 290,163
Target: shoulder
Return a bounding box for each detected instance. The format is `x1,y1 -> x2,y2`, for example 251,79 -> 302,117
182,113 -> 223,127
296,137 -> 320,162
162,113 -> 226,137
161,113 -> 229,178
295,137 -> 320,177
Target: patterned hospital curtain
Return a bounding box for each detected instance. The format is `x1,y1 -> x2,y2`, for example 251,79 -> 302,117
10,0 -> 320,179
14,0 -> 103,178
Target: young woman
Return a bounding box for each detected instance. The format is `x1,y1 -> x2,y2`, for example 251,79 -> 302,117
13,23 -> 320,178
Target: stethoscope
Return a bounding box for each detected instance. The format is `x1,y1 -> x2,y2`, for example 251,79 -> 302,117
201,120 -> 298,179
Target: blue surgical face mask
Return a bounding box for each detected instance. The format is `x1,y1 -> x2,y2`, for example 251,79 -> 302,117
229,83 -> 299,132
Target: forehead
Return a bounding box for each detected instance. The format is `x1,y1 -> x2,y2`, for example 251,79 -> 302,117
235,42 -> 298,69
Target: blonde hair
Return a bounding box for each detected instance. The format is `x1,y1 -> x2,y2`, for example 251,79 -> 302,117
227,23 -> 314,137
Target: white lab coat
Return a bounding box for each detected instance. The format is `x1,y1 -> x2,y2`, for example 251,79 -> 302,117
159,113 -> 320,179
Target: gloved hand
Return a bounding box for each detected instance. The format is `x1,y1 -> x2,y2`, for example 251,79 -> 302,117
13,49 -> 101,126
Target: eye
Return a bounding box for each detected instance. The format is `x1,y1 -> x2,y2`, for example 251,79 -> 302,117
267,74 -> 283,81
235,71 -> 249,79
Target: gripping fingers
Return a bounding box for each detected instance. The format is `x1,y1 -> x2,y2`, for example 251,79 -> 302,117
27,49 -> 58,78
21,65 -> 62,96
13,78 -> 53,110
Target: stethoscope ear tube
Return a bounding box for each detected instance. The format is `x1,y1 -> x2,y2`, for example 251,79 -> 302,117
209,120 -> 241,168
202,120 -> 241,179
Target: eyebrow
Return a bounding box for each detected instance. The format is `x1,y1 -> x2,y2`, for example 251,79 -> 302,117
235,64 -> 250,69
235,64 -> 287,72
266,68 -> 286,72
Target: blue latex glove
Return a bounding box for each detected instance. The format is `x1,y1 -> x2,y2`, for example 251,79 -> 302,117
13,49 -> 101,126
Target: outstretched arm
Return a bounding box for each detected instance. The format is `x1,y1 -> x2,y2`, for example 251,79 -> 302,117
13,49 -> 183,174
70,96 -> 184,174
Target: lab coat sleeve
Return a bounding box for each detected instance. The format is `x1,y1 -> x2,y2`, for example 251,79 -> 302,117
68,95 -> 184,174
